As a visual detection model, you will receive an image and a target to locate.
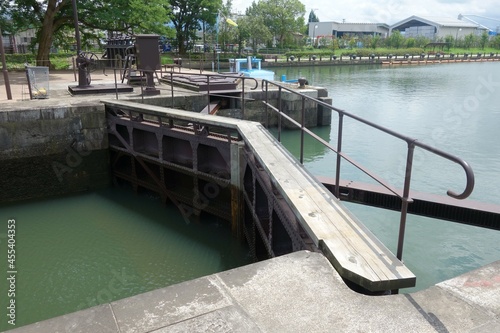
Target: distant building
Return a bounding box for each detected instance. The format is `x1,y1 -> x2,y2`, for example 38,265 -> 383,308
390,16 -> 487,39
458,14 -> 500,36
308,22 -> 389,42
1,28 -> 37,53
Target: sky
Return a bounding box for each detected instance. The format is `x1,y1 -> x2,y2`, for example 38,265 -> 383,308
229,0 -> 500,27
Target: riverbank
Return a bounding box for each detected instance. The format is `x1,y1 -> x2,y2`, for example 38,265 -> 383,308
3,52 -> 500,101
177,52 -> 500,70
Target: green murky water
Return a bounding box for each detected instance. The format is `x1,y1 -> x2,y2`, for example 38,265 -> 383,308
0,188 -> 250,330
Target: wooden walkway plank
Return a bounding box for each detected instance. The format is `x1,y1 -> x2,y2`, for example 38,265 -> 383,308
103,101 -> 416,291
237,123 -> 416,291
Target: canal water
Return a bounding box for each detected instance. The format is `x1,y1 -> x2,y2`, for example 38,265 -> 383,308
272,62 -> 500,292
0,188 -> 250,330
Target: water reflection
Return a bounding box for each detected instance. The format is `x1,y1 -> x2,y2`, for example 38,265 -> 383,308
268,125 -> 331,163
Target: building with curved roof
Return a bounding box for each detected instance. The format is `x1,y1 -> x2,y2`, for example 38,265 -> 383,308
390,16 -> 487,39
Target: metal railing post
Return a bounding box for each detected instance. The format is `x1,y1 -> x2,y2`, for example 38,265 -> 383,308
170,72 -> 174,108
278,87 -> 282,142
300,96 -> 305,164
396,141 -> 416,261
207,75 -> 211,110
264,81 -> 269,128
335,113 -> 344,198
241,78 -> 245,120
113,68 -> 118,100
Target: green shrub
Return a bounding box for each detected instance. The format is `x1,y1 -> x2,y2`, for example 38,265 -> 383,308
339,48 -> 425,57
5,53 -> 73,70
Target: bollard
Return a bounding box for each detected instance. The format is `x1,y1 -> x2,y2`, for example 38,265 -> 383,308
298,77 -> 307,89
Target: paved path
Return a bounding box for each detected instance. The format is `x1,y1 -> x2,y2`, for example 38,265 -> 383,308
0,68 -> 205,103
3,251 -> 500,333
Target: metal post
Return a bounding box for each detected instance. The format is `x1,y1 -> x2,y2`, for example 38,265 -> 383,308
241,77 -> 245,119
113,68 -> 118,100
335,113 -> 344,198
0,28 -> 13,100
264,81 -> 268,128
300,96 -> 305,164
72,57 -> 77,81
207,75 -> 211,111
230,142 -> 245,239
396,142 -> 416,261
278,87 -> 282,142
72,0 -> 88,87
170,72 -> 174,108
216,12 -> 220,73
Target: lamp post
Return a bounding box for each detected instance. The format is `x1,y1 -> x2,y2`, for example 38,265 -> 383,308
312,24 -> 318,47
455,28 -> 462,47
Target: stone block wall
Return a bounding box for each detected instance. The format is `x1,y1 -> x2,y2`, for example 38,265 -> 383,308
0,101 -> 110,203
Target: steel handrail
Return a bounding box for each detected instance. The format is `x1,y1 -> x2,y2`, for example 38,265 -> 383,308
165,71 -> 258,118
261,79 -> 475,261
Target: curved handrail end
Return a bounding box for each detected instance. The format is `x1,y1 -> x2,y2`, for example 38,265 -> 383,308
446,161 -> 475,199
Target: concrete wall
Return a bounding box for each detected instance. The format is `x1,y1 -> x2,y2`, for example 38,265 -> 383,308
0,101 -> 110,203
438,26 -> 479,39
127,95 -> 210,113
239,88 -> 332,128
125,87 -> 332,129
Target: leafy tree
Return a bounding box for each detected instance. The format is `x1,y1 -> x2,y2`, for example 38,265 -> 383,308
1,0 -> 172,67
348,36 -> 357,49
387,30 -> 404,49
246,0 -> 305,48
444,35 -> 453,50
414,36 -> 430,48
405,37 -> 416,48
308,10 -> 319,23
479,31 -> 489,50
464,33 -> 475,49
367,35 -> 381,49
236,14 -> 272,53
217,0 -> 239,52
169,0 -> 222,54
306,9 -> 319,35
492,35 -> 500,50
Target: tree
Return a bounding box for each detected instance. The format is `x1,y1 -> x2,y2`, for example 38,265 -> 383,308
414,36 -> 430,48
444,35 -> 453,50
169,0 -> 222,54
367,35 -> 381,49
464,33 -> 475,49
2,0 -> 172,67
236,14 -> 272,53
492,35 -> 500,50
306,9 -> 319,35
246,0 -> 305,48
217,0 -> 239,52
479,31 -> 489,50
387,30 -> 404,49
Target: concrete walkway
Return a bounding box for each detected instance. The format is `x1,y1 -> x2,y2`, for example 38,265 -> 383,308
4,251 -> 500,333
0,68 -> 204,103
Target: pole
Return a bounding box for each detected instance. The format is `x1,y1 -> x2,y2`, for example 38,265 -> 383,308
72,0 -> 87,87
0,28 -> 13,100
216,12 -> 220,72
72,0 -> 81,53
